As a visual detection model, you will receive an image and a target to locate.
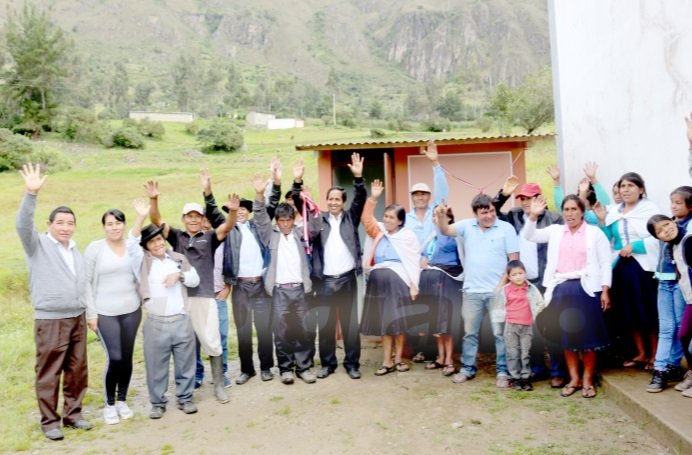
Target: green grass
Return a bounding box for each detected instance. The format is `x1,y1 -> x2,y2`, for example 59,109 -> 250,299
0,121 -> 557,451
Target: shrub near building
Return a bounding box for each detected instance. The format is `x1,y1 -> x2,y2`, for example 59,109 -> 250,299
197,119 -> 244,153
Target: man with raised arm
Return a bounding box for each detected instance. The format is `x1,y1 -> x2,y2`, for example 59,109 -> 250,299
145,179 -> 238,404
253,171 -> 318,385
291,153 -> 366,379
16,163 -> 92,440
127,199 -> 200,419
435,194 -> 519,387
204,162 -> 280,385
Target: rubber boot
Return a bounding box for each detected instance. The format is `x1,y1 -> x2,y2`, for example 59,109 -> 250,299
210,356 -> 230,404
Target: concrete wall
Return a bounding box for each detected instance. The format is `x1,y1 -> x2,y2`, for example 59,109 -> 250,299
549,0 -> 692,212
267,118 -> 304,130
129,112 -> 194,123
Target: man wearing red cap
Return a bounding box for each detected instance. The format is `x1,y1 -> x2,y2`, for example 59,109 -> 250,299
492,176 -> 565,388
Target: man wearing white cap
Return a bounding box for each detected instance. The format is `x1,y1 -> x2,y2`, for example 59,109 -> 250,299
144,180 -> 238,404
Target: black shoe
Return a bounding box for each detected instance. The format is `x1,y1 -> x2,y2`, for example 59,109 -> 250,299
65,419 -> 93,430
235,372 -> 256,385
521,379 -> 534,391
316,366 -> 334,379
346,369 -> 361,379
510,379 -> 523,390
666,365 -> 684,382
194,378 -> 202,389
646,369 -> 667,393
260,370 -> 274,382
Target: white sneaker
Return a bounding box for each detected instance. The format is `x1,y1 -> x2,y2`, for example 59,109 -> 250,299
675,370 -> 692,392
115,401 -> 134,420
103,405 -> 120,425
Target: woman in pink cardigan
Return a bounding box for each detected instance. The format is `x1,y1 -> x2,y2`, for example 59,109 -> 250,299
360,179 -> 421,375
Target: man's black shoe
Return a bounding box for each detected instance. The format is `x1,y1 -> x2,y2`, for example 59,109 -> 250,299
316,367 -> 334,379
346,369 -> 361,379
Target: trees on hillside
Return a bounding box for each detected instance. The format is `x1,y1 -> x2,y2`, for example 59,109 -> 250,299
2,3 -> 72,134
490,67 -> 554,134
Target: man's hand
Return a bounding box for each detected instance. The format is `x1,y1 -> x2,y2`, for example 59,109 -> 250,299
546,165 -> 560,184
347,152 -> 364,178
529,195 -> 547,220
420,140 -> 439,164
270,157 -> 282,185
87,318 -> 98,332
583,161 -> 599,184
200,168 -> 212,195
293,159 -> 305,182
370,179 -> 384,200
226,193 -> 240,212
144,180 -> 160,199
19,163 -> 47,194
252,173 -> 267,196
164,272 -> 181,288
501,175 -> 520,197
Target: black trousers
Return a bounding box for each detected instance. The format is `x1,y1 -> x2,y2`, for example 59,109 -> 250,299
232,280 -> 274,374
313,271 -> 361,371
272,285 -> 313,373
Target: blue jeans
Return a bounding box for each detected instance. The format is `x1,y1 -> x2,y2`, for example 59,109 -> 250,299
653,281 -> 686,371
195,299 -> 230,379
461,292 -> 507,377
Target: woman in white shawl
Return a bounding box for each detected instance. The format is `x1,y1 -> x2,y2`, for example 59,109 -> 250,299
594,172 -> 660,370
361,179 -> 421,375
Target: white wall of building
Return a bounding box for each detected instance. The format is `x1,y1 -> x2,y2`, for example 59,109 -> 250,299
549,0 -> 692,211
129,111 -> 194,123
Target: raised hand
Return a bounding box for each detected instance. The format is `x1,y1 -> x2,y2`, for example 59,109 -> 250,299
545,165 -> 560,184
347,152 -> 364,178
293,159 -> 305,181
501,175 -> 520,196
578,177 -> 590,197
420,140 -> 439,163
529,195 -> 547,218
226,193 -> 240,211
200,168 -> 212,195
583,161 -> 599,183
686,112 -> 692,148
19,163 -> 47,194
270,157 -> 282,184
434,200 -> 449,219
252,173 -> 267,195
370,179 -> 384,200
133,198 -> 150,218
302,184 -> 312,199
143,180 -> 160,199
592,201 -> 607,224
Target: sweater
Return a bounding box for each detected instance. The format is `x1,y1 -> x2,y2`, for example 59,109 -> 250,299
16,193 -> 86,319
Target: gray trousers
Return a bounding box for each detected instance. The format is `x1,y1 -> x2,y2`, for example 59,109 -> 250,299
143,314 -> 196,407
504,322 -> 533,380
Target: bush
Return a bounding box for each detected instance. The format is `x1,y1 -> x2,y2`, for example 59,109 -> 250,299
55,108 -> 113,144
184,121 -> 201,135
422,119 -> 450,132
475,116 -> 493,133
0,128 -> 33,171
370,128 -> 386,138
112,127 -> 145,149
136,119 -> 165,139
97,108 -> 118,120
197,120 -> 244,153
29,145 -> 71,172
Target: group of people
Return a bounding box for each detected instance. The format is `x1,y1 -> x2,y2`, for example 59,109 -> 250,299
16,116 -> 692,441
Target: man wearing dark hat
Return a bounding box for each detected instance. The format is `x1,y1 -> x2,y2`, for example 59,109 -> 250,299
145,180 -> 238,405
127,199 -> 200,419
492,175 -> 565,388
204,160 -> 282,384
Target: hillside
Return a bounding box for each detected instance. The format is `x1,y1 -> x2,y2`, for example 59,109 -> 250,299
0,0 -> 550,116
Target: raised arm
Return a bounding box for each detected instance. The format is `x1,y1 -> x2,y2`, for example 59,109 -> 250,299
583,161 -> 611,205
422,140 -> 449,205
291,159 -> 306,214
200,168 -> 226,228
492,175 -> 520,216
523,195 -> 551,243
144,180 -> 170,238
546,165 -> 562,209
126,199 -> 148,282
434,201 -> 458,237
266,157 -> 282,220
362,179 -> 383,238
251,173 -> 273,247
346,152 -> 366,220
16,163 -> 47,256
215,193 -> 239,241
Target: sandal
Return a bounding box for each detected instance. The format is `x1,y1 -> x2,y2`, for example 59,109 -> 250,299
425,361 -> 443,370
412,352 -> 425,363
644,362 -> 655,371
623,359 -> 647,369
560,384 -> 582,397
442,364 -> 456,377
395,362 -> 410,372
374,364 -> 396,376
582,386 -> 597,398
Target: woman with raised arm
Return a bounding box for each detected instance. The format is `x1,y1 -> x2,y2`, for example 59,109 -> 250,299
360,179 -> 421,375
523,194 -> 612,398
84,209 -> 141,425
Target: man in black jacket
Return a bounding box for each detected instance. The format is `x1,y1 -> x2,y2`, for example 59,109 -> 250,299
292,153 -> 366,379
492,175 -> 566,388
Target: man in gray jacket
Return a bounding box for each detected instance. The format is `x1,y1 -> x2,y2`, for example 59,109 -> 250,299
16,163 -> 92,441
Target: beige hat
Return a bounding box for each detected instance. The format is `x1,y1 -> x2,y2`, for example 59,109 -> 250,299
182,202 -> 204,216
409,182 -> 432,194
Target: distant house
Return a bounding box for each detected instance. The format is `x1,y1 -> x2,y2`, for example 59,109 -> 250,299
129,111 -> 194,123
296,133 -> 553,219
246,111 -> 304,130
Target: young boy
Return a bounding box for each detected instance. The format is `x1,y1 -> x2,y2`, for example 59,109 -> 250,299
491,260 -> 546,391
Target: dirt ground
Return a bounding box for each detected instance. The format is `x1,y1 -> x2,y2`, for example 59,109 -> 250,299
41,342 -> 670,455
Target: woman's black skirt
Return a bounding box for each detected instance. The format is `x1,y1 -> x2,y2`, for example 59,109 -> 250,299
361,268 -> 412,336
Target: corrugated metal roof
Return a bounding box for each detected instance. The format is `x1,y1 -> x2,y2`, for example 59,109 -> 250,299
295,133 -> 554,151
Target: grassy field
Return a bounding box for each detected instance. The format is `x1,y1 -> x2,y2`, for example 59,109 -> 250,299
0,122 -> 557,451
